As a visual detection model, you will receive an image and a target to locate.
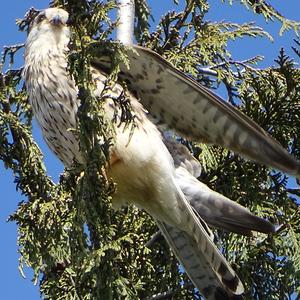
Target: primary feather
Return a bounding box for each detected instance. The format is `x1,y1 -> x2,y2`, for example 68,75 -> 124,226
164,136 -> 275,236
93,46 -> 300,178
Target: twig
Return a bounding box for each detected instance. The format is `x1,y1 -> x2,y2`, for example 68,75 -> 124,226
174,1 -> 194,31
162,2 -> 194,51
286,188 -> 300,197
0,43 -> 25,70
196,67 -> 218,77
210,56 -> 263,73
116,0 -> 135,45
145,230 -> 162,248
196,56 -> 262,80
0,68 -> 23,89
144,289 -> 173,300
274,223 -> 289,235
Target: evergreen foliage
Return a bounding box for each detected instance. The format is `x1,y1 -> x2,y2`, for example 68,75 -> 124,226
0,0 -> 299,299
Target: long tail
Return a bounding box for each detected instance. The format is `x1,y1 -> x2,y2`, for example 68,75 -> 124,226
157,185 -> 244,299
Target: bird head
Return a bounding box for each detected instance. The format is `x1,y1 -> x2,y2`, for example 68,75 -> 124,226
31,8 -> 69,29
26,8 -> 70,53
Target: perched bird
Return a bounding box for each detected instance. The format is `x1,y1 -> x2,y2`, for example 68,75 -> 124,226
23,7 -> 298,299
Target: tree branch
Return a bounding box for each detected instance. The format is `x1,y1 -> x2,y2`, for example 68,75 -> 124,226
116,0 -> 135,45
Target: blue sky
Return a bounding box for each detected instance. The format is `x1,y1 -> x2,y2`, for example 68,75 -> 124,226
0,1 -> 299,299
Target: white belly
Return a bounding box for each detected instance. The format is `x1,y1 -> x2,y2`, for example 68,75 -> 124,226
109,120 -> 182,226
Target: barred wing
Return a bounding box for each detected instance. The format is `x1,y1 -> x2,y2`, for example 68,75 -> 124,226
92,46 -> 300,178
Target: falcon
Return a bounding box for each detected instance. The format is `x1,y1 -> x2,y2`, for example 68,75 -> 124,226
23,8 -> 299,299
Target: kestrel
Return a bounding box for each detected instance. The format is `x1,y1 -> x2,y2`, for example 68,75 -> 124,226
23,8 -> 298,299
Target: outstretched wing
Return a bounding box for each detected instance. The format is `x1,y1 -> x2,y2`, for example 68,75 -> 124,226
92,46 -> 300,178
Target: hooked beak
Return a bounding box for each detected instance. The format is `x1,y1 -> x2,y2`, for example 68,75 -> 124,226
50,15 -> 64,26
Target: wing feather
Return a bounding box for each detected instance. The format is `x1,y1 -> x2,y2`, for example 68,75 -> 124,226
92,46 -> 300,178
176,167 -> 275,236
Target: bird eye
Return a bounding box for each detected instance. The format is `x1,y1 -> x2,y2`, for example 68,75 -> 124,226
36,13 -> 46,24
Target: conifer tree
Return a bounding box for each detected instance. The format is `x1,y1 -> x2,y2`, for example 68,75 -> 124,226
0,1 -> 299,299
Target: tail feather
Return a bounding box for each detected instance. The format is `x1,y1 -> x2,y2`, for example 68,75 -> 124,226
157,220 -> 244,299
156,182 -> 244,299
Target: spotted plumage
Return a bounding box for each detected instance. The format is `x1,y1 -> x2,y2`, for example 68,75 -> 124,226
94,47 -> 300,177
23,7 -> 299,300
